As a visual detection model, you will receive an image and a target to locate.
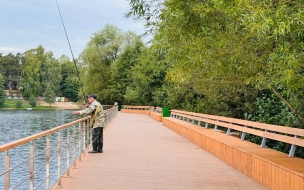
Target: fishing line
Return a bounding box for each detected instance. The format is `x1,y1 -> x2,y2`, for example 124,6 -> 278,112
55,0 -> 86,104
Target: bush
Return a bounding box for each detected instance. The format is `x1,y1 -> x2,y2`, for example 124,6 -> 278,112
16,100 -> 23,108
29,96 -> 37,107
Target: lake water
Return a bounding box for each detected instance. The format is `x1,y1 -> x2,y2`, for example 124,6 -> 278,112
0,109 -> 81,190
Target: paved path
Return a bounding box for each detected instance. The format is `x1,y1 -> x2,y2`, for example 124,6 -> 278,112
53,112 -> 266,190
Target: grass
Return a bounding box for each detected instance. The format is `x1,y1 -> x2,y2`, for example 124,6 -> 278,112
1,99 -> 58,110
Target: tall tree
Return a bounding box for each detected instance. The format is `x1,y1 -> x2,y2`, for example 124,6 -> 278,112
43,83 -> 56,107
59,55 -> 80,102
20,49 -> 41,99
127,0 -> 304,122
0,53 -> 22,89
108,37 -> 145,104
39,45 -> 62,96
124,45 -> 168,106
0,73 -> 5,107
79,24 -> 139,103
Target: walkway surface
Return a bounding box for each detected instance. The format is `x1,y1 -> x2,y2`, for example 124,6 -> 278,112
53,112 -> 267,190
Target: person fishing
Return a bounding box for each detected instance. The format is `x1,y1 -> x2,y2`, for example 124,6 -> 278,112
73,94 -> 105,153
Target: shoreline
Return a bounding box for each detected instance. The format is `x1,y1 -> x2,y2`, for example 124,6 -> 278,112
0,100 -> 81,110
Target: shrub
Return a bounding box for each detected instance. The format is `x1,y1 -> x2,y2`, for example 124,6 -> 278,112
29,96 -> 37,107
16,100 -> 23,108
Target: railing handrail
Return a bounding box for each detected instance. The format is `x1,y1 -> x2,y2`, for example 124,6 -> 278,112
0,116 -> 90,152
123,105 -> 150,110
0,105 -> 119,190
170,109 -> 304,136
170,109 -> 304,157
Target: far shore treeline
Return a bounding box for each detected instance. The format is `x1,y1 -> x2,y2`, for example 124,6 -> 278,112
1,1 -> 304,157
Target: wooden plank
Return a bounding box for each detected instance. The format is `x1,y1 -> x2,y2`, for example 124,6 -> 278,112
163,115 -> 304,190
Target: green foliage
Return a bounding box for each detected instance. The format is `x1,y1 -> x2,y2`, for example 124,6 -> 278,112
124,45 -> 169,106
29,96 -> 37,107
245,92 -> 299,127
20,49 -> 41,99
79,24 -> 140,104
59,55 -> 80,102
15,100 -> 23,108
39,47 -> 62,96
108,38 -> 145,104
126,0 -> 304,123
0,73 -> 5,107
0,53 -> 22,81
244,92 -> 304,157
43,84 -> 56,107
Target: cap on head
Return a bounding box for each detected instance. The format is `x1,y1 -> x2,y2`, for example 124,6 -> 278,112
86,94 -> 97,99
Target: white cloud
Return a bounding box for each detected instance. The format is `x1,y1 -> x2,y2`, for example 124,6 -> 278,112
0,47 -> 24,52
0,0 -> 149,59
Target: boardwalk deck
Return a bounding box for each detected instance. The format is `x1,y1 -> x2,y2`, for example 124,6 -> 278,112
52,112 -> 266,190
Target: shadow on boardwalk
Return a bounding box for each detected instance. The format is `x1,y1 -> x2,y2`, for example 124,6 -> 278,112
52,112 -> 266,190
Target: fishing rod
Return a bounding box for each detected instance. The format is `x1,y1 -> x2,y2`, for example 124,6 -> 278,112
55,0 -> 87,104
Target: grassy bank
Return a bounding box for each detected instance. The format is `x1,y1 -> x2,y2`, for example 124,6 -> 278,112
1,99 -> 57,110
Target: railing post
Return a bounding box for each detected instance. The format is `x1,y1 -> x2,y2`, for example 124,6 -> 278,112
225,123 -> 232,136
4,151 -> 10,190
78,122 -> 82,161
86,120 -> 90,150
66,128 -> 70,177
57,130 -> 62,188
73,125 -> 77,168
260,130 -> 267,148
289,135 -> 298,157
241,126 -> 247,141
46,135 -> 50,189
82,121 -> 86,155
29,142 -> 34,190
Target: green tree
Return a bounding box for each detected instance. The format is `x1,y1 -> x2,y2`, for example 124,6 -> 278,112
16,100 -> 23,108
59,55 -> 80,102
29,96 -> 37,107
20,50 -> 41,99
0,53 -> 22,89
124,45 -> 168,106
108,37 -> 145,104
43,84 -> 56,107
79,24 -> 139,103
39,45 -> 62,96
127,0 -> 304,123
0,73 -> 6,107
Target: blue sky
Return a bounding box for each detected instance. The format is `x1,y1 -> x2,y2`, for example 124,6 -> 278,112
0,0 -> 148,59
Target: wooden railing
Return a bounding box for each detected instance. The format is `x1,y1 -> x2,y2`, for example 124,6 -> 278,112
170,109 -> 304,157
159,109 -> 304,189
0,106 -> 118,190
121,105 -> 150,114
123,105 -> 150,110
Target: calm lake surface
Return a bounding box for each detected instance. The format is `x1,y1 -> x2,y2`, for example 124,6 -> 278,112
0,109 -> 80,190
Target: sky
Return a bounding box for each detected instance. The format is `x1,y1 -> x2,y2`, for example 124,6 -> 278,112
0,0 -> 148,59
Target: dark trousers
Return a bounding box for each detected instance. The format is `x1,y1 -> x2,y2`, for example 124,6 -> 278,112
92,127 -> 103,144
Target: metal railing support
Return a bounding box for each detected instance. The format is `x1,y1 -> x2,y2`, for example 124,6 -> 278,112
260,130 -> 267,148
4,151 -> 10,190
57,130 -> 62,188
73,125 -> 77,168
46,135 -> 50,189
30,142 -> 34,190
289,135 -> 298,157
66,129 -> 70,177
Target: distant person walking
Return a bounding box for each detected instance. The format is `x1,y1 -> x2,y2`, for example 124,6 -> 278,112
73,94 -> 105,153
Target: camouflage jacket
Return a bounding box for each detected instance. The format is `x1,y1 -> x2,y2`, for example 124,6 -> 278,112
79,100 -> 105,128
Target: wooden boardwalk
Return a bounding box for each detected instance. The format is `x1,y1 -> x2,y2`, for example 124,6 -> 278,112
52,112 -> 266,190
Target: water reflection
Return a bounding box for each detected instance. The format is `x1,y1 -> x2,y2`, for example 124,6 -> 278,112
0,110 -> 81,190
